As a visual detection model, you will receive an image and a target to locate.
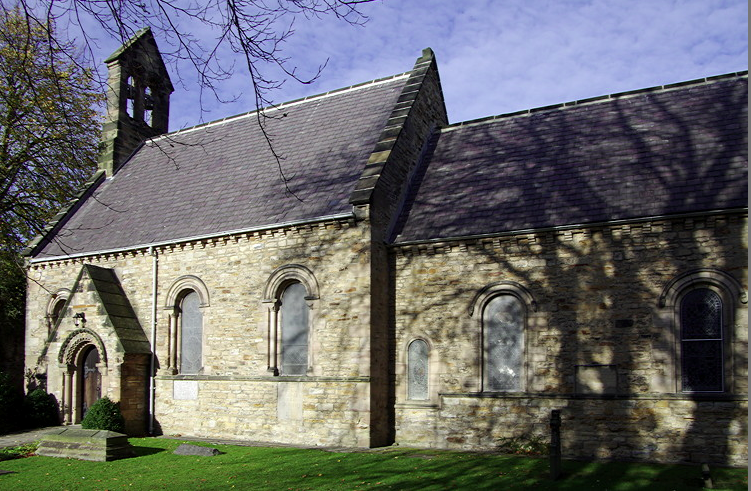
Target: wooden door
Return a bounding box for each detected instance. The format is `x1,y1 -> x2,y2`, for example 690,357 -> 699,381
81,346 -> 101,417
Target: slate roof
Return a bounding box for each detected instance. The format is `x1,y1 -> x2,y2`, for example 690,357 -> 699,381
34,74 -> 408,258
392,73 -> 748,243
79,265 -> 151,355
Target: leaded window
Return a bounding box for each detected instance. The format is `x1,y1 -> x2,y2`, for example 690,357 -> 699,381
407,339 -> 429,400
484,295 -> 524,391
180,291 -> 203,374
680,288 -> 723,392
281,282 -> 309,375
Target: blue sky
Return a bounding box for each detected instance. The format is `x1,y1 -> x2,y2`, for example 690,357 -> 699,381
91,0 -> 748,130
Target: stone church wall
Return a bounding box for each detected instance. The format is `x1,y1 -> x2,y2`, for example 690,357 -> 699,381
26,216 -> 379,447
391,212 -> 748,466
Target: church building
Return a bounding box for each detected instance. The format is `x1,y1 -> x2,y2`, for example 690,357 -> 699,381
22,29 -> 747,466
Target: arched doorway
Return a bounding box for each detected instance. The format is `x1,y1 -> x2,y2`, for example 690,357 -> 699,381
58,330 -> 108,425
80,345 -> 102,418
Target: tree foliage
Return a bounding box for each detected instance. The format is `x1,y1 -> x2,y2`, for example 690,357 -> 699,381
0,8 -> 102,252
0,10 -> 102,384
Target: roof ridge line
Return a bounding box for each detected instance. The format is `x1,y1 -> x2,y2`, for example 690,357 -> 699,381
442,70 -> 749,132
153,72 -> 412,140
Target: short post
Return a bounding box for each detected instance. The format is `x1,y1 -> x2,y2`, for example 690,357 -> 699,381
701,463 -> 713,489
549,409 -> 562,481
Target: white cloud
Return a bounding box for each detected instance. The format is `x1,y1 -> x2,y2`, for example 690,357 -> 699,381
72,0 -> 748,128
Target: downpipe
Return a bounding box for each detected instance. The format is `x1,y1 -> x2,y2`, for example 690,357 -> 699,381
148,246 -> 158,435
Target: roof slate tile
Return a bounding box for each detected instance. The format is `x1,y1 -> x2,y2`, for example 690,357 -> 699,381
393,75 -> 748,243
36,75 -> 407,258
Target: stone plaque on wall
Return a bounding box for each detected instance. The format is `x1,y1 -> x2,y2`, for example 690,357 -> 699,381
575,364 -> 618,395
277,382 -> 303,421
173,380 -> 199,400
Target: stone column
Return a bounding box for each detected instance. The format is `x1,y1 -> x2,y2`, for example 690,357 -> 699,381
60,364 -> 74,425
169,311 -> 179,373
268,302 -> 280,375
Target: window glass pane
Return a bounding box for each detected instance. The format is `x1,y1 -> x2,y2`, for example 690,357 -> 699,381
681,289 -> 722,339
681,288 -> 723,392
180,291 -> 202,374
408,340 -> 429,400
681,340 -> 723,391
484,295 -> 524,391
281,283 -> 308,375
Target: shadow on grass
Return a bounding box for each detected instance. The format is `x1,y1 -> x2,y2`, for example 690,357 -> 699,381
131,446 -> 166,457
559,459 -> 742,491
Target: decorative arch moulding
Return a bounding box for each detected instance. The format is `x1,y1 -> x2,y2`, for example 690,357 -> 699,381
57,328 -> 108,367
658,268 -> 747,308
468,281 -> 538,317
164,275 -> 211,309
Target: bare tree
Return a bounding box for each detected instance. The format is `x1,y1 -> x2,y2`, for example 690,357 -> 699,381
7,0 -> 374,194
7,0 -> 374,117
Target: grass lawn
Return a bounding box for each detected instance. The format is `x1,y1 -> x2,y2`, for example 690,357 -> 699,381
0,438 -> 746,490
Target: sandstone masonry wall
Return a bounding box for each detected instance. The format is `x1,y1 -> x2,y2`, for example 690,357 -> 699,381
27,217 -> 377,446
391,212 -> 748,466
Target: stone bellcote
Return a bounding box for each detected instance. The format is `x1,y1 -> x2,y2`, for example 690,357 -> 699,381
98,27 -> 174,176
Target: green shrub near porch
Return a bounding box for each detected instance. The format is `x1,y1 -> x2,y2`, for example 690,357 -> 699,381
80,397 -> 125,433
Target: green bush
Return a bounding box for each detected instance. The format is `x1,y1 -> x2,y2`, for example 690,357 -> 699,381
80,397 -> 126,433
0,371 -> 23,434
22,388 -> 60,429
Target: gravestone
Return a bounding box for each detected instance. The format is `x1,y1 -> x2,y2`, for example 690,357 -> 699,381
173,443 -> 220,456
36,428 -> 133,461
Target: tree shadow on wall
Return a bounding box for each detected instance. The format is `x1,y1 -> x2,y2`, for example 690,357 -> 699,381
387,76 -> 747,468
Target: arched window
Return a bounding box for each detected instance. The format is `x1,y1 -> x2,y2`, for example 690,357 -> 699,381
680,288 -> 724,392
179,291 -> 203,374
658,269 -> 745,394
46,289 -> 70,337
280,282 -> 309,375
48,298 -> 66,336
164,276 -> 210,375
407,339 -> 429,400
262,265 -> 319,376
470,282 -> 535,393
483,295 -> 525,392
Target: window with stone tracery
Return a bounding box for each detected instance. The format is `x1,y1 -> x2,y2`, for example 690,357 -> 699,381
680,288 -> 724,392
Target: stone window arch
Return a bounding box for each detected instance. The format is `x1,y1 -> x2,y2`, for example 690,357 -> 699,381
262,265 -> 319,376
658,269 -> 745,393
469,282 -> 536,393
46,289 -> 70,337
164,276 -> 210,375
